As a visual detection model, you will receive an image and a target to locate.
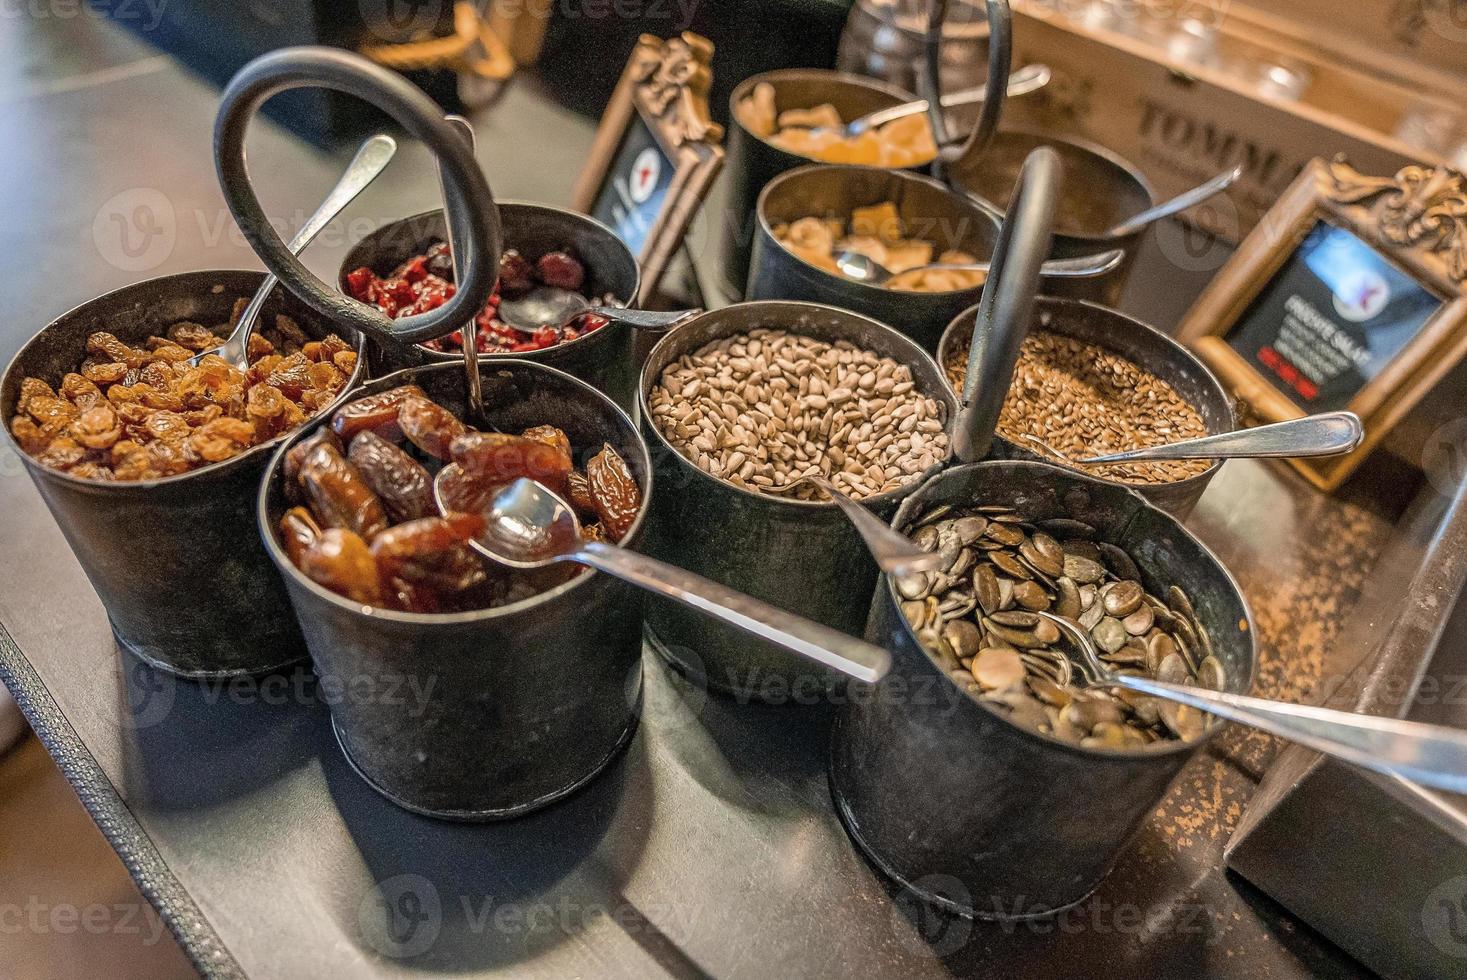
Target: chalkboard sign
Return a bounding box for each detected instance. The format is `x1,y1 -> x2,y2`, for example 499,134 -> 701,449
1225,220 -> 1444,411
571,33 -> 724,306
1180,158 -> 1467,491
591,114 -> 675,259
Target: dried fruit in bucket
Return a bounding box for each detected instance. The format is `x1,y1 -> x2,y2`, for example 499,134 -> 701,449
280,386 -> 644,614
344,244 -> 615,355
10,302 -> 354,480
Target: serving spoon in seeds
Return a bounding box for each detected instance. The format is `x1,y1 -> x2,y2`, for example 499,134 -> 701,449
765,475 -> 944,575
441,476 -> 893,683
1034,611 -> 1467,791
1065,411 -> 1364,466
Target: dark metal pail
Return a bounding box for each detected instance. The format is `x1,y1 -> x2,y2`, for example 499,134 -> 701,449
829,459 -> 1256,918
341,203 -> 641,411
258,361 -> 652,819
0,271 -> 367,677
636,301 -> 956,701
721,69 -> 919,299
936,296 -> 1235,517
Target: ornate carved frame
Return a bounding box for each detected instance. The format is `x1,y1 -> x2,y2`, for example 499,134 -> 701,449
571,32 -> 725,306
1178,156 -> 1467,491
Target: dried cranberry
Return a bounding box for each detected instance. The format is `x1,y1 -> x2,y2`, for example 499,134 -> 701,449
425,241 -> 454,279
393,255 -> 429,283
345,267 -> 375,300
498,250 -> 535,298
536,251 -> 585,292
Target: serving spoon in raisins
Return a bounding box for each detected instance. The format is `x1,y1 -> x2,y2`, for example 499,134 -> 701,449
191,133 -> 397,369
440,475 -> 893,683
1036,611 -> 1467,792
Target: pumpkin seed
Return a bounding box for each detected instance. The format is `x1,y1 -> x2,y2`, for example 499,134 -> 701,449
895,498 -> 1219,750
1063,554 -> 1105,584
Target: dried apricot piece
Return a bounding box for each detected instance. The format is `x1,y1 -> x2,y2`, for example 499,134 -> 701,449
188,417 -> 255,463
71,405 -> 123,450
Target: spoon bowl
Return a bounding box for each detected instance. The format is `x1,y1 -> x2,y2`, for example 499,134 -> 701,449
832,247 -> 1124,287
438,475 -> 894,684
497,287 -> 700,335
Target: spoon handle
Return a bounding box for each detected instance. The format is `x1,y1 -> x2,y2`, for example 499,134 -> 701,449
591,306 -> 701,332
855,63 -> 1050,132
1080,411 -> 1363,464
202,134 -> 397,367
1114,674 -> 1467,794
574,541 -> 892,684
1105,164 -> 1243,238
913,249 -> 1123,280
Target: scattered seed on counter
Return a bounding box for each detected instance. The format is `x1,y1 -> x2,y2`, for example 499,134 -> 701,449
649,328 -> 950,501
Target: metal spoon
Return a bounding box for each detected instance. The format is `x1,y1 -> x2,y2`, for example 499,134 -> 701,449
441,476 -> 892,683
436,114 -> 486,424
831,247 -> 1124,287
1070,411 -> 1363,465
1100,165 -> 1243,239
1034,611 -> 1467,793
764,476 -> 943,576
496,287 -> 698,335
804,64 -> 1050,140
190,134 -> 397,368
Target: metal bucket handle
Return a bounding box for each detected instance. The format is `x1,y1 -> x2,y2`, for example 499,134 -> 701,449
952,145 -> 1060,462
213,46 -> 503,346
922,0 -> 1012,171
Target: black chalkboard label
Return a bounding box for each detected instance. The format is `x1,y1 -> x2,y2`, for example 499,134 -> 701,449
1226,219 -> 1443,411
590,114 -> 674,259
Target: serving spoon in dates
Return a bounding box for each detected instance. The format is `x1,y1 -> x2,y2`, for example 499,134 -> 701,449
190,133 -> 398,369
438,475 -> 893,683
1034,611 -> 1467,793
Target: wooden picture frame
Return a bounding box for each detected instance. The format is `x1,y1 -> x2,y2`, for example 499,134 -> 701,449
570,32 -> 724,307
1177,157 -> 1467,491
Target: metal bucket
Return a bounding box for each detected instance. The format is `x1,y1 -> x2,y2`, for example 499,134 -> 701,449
258,361 -> 652,819
748,163 -> 1104,355
341,203 -> 642,411
828,459 -> 1256,918
636,301 -> 957,700
0,271 -> 367,678
947,129 -> 1154,306
937,296 -> 1235,517
721,69 -> 919,300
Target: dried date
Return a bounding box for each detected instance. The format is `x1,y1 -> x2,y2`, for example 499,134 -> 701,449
299,528 -> 383,605
399,395 -> 468,460
449,431 -> 573,488
299,441 -> 389,540
348,430 -> 435,523
585,444 -> 641,540
331,384 -> 426,442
